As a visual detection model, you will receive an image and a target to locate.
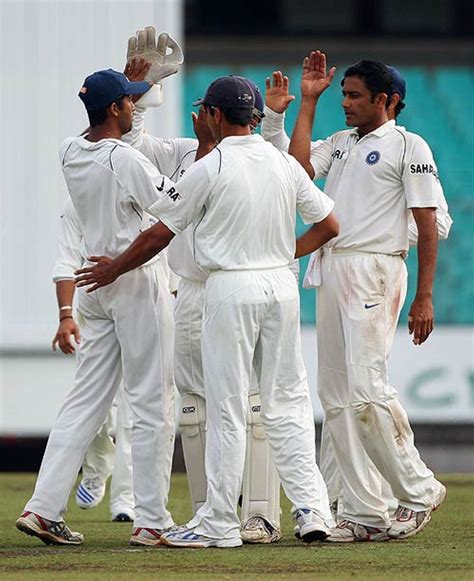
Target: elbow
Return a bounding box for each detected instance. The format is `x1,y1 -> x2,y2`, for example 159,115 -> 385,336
324,214 -> 340,242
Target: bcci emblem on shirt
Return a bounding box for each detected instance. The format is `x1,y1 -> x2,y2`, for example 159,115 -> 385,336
365,150 -> 381,165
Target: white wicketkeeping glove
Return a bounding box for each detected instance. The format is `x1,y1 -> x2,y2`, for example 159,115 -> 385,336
127,26 -> 184,83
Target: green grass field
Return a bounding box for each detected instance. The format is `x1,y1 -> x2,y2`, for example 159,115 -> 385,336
1,473 -> 473,580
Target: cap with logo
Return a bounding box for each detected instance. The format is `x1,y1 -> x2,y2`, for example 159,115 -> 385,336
386,65 -> 406,100
193,76 -> 255,123
79,69 -> 151,111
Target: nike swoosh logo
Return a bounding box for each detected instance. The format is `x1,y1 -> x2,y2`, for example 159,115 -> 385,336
156,177 -> 165,192
365,303 -> 381,309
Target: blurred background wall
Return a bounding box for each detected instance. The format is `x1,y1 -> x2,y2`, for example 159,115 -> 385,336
1,0 -> 473,471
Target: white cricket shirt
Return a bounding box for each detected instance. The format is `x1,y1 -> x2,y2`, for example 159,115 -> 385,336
59,136 -> 174,260
309,120 -> 439,254
147,134 -> 334,272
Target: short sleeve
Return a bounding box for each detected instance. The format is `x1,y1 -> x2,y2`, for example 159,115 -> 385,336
402,134 -> 440,209
292,157 -> 335,224
147,154 -> 215,235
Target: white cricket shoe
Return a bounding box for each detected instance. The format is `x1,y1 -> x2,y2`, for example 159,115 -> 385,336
16,511 -> 84,545
325,519 -> 389,543
160,527 -> 242,548
293,508 -> 331,543
75,477 -> 106,510
388,482 -> 447,540
240,515 -> 282,544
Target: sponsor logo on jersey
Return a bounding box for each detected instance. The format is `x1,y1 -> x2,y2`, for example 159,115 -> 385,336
410,163 -> 439,179
182,406 -> 196,414
167,187 -> 182,202
332,149 -> 347,160
156,177 -> 165,192
364,303 -> 381,309
251,405 -> 261,413
365,150 -> 381,165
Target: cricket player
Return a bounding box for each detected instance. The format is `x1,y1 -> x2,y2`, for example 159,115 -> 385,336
52,198 -> 135,522
263,52 -> 446,542
52,197 -> 177,524
123,58 -> 284,542
263,63 -> 452,526
16,69 -> 178,546
75,75 -> 340,548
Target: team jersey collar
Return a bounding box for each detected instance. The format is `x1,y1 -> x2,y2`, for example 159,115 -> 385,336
350,119 -> 396,139
219,134 -> 262,146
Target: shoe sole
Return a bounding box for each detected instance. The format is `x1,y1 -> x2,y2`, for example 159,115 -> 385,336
389,485 -> 447,540
160,536 -> 242,549
16,518 -> 83,546
241,534 -> 282,544
129,537 -> 161,547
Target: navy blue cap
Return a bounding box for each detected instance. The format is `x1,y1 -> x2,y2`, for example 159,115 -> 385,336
387,66 -> 406,100
79,69 -> 151,111
193,76 -> 255,122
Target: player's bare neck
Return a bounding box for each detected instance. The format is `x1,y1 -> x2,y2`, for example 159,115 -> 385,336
86,121 -> 123,143
357,118 -> 388,138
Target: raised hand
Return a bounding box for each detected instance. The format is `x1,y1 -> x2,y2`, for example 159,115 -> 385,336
124,57 -> 151,82
301,50 -> 336,100
126,26 -> 184,84
265,71 -> 295,114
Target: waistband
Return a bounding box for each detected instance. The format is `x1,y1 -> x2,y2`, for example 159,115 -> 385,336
207,265 -> 290,278
323,247 -> 406,259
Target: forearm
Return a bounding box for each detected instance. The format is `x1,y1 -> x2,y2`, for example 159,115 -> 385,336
110,222 -> 175,279
261,106 -> 290,152
415,219 -> 438,299
289,96 -> 318,179
55,280 -> 76,317
295,214 -> 339,258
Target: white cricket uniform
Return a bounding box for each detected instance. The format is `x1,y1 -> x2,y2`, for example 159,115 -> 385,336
51,198 -> 175,519
147,133 -> 335,541
126,110 -> 284,527
309,120 -> 443,527
262,111 -> 449,524
25,137 -> 176,529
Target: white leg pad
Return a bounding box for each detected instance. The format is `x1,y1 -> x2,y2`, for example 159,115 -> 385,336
179,393 -> 207,515
241,393 -> 281,528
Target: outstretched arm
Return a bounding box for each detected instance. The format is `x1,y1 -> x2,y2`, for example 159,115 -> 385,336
295,213 -> 339,258
75,221 -> 175,292
289,51 -> 335,179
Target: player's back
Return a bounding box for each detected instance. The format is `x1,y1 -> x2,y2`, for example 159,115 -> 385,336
60,136 -> 156,260
193,134 -> 309,271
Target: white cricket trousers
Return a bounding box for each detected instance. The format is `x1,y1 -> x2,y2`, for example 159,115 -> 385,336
317,252 -> 440,528
192,268 -> 332,540
81,389 -> 135,517
25,261 -> 175,528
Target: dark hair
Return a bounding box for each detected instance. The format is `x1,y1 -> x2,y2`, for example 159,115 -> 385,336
342,60 -> 394,109
87,95 -> 126,127
394,100 -> 406,118
205,105 -> 251,127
